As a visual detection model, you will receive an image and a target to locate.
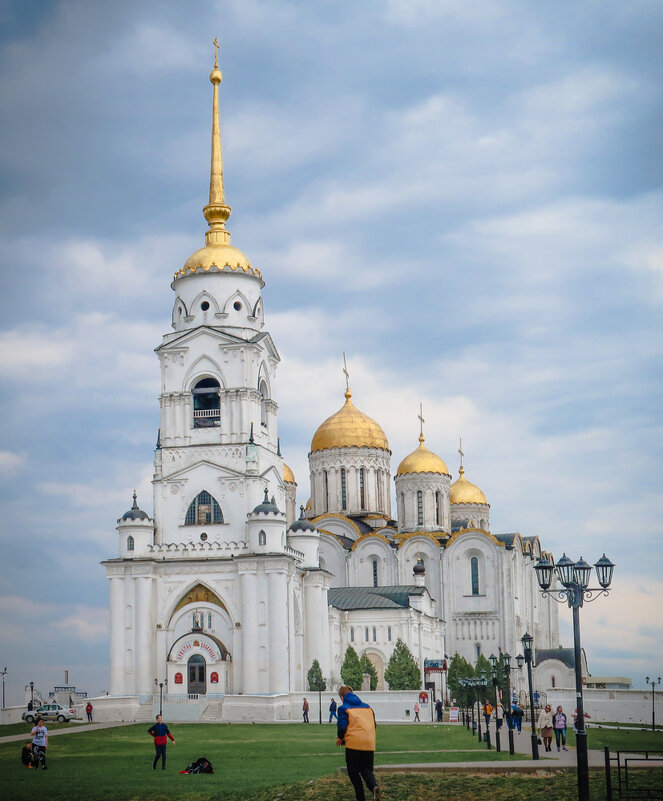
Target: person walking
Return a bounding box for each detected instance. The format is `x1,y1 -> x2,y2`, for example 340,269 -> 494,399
329,697 -> 338,723
148,713 -> 175,770
302,697 -> 310,723
481,700 -> 493,727
553,705 -> 568,751
413,701 -> 420,722
30,717 -> 48,770
513,703 -> 524,733
537,704 -> 554,752
435,699 -> 443,723
86,702 -> 94,723
336,685 -> 382,801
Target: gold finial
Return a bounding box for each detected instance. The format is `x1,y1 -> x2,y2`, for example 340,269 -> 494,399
418,403 -> 425,443
458,437 -> 464,469
203,36 -> 232,246
343,352 -> 351,399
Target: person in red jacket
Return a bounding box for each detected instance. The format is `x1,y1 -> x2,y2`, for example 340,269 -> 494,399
148,714 -> 175,770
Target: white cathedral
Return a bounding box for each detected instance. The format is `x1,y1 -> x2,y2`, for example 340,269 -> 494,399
103,52 -> 561,710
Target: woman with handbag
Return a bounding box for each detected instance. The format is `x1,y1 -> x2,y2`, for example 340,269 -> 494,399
537,704 -> 554,752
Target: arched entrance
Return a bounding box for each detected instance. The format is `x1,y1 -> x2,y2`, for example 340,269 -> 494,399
188,654 -> 206,695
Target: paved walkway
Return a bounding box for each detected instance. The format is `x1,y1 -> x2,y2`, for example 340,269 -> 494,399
0,721 -> 132,744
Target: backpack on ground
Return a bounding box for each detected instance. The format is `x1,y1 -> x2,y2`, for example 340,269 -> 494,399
179,756 -> 214,774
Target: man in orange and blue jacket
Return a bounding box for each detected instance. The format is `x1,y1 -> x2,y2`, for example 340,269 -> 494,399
336,685 -> 382,801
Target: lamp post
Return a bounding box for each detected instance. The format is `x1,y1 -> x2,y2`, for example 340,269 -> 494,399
521,632 -> 539,760
645,676 -> 661,732
489,654 -> 501,752
534,552 -> 614,801
1,667 -> 6,710
29,681 -> 34,708
154,678 -> 167,717
503,653 -> 525,755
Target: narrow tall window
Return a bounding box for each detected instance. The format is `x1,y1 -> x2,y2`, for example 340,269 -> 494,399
435,491 -> 441,526
192,377 -> 221,428
400,492 -> 405,519
359,468 -> 366,509
350,628 -> 355,643
364,627 -> 369,641
476,643 -> 481,660
387,626 -> 392,642
471,556 -> 480,595
372,559 -> 378,587
372,626 -> 377,642
207,613 -> 212,629
127,535 -> 134,551
185,491 -> 224,525
341,468 -> 347,510
417,491 -> 424,525
258,530 -> 266,545
259,379 -> 269,428
323,470 -> 329,513
376,471 -> 383,510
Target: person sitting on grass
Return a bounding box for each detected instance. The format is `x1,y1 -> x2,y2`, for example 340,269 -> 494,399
21,741 -> 35,769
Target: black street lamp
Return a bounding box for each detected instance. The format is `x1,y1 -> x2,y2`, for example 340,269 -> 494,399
154,678 -> 168,717
534,552 -> 615,801
489,654 -> 501,752
1,667 -> 6,710
29,681 -> 34,708
645,676 -> 661,732
521,632 -> 539,760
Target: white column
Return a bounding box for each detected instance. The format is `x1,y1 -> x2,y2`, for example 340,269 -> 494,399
304,573 -> 330,681
134,575 -> 153,697
240,569 -> 259,692
109,576 -> 125,695
267,568 -> 289,693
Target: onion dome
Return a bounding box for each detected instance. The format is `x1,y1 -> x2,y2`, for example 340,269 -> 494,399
450,466 -> 488,505
289,505 -> 316,533
396,434 -> 450,476
283,463 -> 296,484
120,491 -> 149,522
252,488 -> 281,515
311,390 -> 389,452
413,555 -> 426,575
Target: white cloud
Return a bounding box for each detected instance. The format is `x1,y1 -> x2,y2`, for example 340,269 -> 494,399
0,450 -> 25,474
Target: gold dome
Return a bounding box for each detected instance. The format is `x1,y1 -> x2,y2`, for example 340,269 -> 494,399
283,463 -> 296,484
310,390 -> 389,453
450,466 -> 487,505
173,243 -> 264,283
396,435 -> 450,476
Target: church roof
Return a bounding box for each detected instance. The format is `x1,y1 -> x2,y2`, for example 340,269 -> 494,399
450,466 -> 488,505
328,585 -> 426,611
536,648 -> 576,669
119,491 -> 149,522
283,463 -> 296,484
310,389 -> 389,453
396,435 -> 450,476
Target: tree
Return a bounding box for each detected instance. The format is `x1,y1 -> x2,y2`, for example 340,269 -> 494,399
341,646 -> 363,690
307,659 -> 327,692
446,653 -> 474,708
384,638 -> 421,690
360,653 -> 378,691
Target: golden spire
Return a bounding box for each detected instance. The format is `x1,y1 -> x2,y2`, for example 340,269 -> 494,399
418,402 -> 425,444
203,37 -> 232,246
343,352 -> 351,400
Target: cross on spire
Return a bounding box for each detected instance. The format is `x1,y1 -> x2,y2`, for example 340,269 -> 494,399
342,352 -> 350,393
213,36 -> 220,68
458,437 -> 464,469
418,403 -> 425,441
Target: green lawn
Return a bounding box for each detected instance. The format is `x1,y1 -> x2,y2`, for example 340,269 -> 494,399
0,721 -> 82,737
0,722 -> 514,801
573,727 -> 663,753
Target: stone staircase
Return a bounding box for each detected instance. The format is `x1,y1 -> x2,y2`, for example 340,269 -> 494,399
200,699 -> 224,722
134,701 -> 155,722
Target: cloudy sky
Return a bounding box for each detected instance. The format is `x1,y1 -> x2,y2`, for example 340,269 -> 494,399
0,0 -> 661,705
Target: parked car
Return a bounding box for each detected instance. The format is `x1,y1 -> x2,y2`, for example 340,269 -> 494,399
23,703 -> 76,724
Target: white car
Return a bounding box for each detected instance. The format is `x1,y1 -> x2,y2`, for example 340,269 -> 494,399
23,703 -> 76,724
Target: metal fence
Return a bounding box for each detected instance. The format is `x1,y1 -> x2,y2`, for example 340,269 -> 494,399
604,747 -> 663,800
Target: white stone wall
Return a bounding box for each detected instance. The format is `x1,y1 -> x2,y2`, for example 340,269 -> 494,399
309,448 -> 392,518
394,472 -> 450,533
547,688 -> 662,725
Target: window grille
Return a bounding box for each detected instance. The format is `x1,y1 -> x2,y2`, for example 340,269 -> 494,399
360,468 -> 366,509
372,559 -> 378,587
417,491 -> 424,525
341,468 -> 347,510
185,491 -> 224,525
471,556 -> 480,595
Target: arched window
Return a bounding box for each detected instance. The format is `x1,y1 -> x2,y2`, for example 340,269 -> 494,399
185,491 -> 224,525
258,530 -> 266,546
127,535 -> 134,551
372,559 -> 378,587
400,492 -> 405,519
360,468 -> 366,509
471,556 -> 480,595
192,377 -> 220,428
323,470 -> 328,513
376,471 -> 383,509
435,491 -> 441,526
259,379 -> 269,428
417,491 -> 424,525
340,468 -> 347,511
